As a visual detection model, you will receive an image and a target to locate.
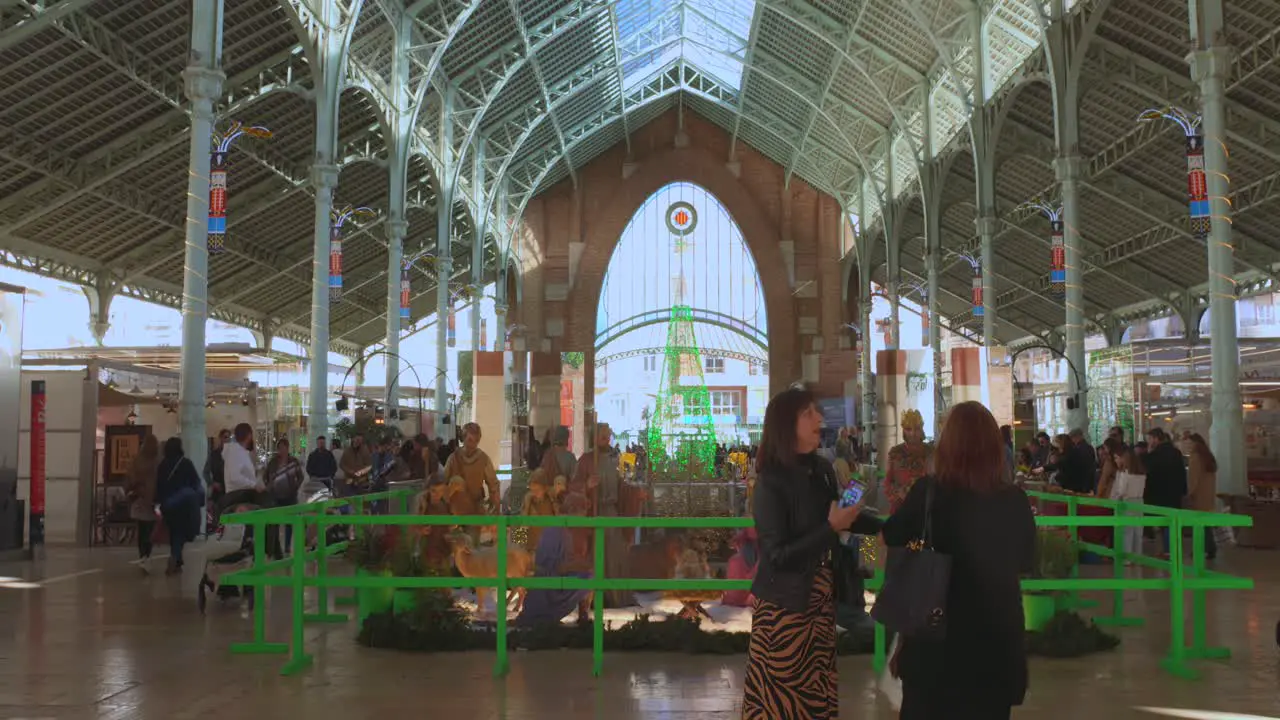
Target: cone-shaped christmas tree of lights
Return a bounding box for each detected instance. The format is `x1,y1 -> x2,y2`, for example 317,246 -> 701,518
643,198 -> 716,477
645,305 -> 717,473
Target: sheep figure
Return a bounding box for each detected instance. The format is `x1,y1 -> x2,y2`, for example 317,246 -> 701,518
447,531 -> 534,618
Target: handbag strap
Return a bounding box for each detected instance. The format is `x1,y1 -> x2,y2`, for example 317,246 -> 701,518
922,478 -> 936,548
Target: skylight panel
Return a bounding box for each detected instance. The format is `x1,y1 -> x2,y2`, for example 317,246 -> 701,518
614,0 -> 757,92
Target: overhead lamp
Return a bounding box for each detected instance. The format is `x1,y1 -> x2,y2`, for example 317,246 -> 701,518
129,383 -> 144,395
106,377 -> 118,390
335,397 -> 350,413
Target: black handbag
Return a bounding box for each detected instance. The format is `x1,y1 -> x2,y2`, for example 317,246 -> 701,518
870,479 -> 952,638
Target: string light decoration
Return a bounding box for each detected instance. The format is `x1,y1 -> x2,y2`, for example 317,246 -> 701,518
875,317 -> 893,347
950,251 -> 983,318
399,261 -> 411,321
646,201 -> 716,477
1019,199 -> 1065,298
208,122 -> 271,254
901,279 -> 928,337
1137,107 -> 1208,238
845,321 -> 864,357
328,206 -> 375,302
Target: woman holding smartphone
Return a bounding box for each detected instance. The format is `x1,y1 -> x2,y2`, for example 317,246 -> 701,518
742,386 -> 881,719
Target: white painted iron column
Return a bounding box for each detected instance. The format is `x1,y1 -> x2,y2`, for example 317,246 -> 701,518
1056,157 -> 1088,431
1189,3 -> 1244,494
178,0 -> 224,481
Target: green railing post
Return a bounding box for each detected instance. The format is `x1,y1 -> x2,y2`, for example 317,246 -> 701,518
281,516 -> 315,676
229,519 -> 288,656
871,564 -> 886,674
1094,500 -> 1142,628
592,525 -> 605,678
335,498 -> 359,608
494,514 -> 510,678
305,509 -> 347,624
1159,514 -> 1195,680
1187,517 -> 1230,661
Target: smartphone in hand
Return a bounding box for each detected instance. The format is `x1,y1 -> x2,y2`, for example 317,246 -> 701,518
839,481 -> 866,508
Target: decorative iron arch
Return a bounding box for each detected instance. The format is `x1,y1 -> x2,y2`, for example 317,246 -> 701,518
596,346 -> 768,370
594,307 -> 769,354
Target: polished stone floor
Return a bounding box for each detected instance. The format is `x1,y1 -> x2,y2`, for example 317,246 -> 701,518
0,542 -> 1277,719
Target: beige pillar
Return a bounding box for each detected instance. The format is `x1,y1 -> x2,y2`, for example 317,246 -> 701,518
875,350 -> 909,454
472,352 -> 505,464
528,352 -> 561,442
951,347 -> 984,406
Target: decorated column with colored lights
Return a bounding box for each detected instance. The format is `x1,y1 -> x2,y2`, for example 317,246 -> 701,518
1138,99 -> 1242,491
400,262 -> 411,322
1019,200 -> 1066,298
208,122 -> 272,254
327,206 -> 374,301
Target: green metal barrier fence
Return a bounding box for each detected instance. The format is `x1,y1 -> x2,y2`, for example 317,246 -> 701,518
219,484 -> 1251,681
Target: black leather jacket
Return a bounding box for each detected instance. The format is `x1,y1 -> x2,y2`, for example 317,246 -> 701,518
751,453 -> 883,614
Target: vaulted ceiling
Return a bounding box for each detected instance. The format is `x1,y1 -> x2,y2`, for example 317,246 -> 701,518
1,0 -> 1277,352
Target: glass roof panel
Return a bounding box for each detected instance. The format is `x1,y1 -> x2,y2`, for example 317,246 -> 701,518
615,0 -> 756,91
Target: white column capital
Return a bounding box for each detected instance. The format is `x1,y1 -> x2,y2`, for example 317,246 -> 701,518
1187,46 -> 1233,85
974,214 -> 1000,237
385,219 -> 409,240
1053,155 -> 1085,183
310,164 -> 340,192
494,302 -> 508,317
181,66 -> 225,104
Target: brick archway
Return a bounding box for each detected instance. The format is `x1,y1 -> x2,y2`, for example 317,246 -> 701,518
568,144 -> 797,394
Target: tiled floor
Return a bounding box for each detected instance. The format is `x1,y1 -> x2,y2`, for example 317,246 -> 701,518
0,543 -> 1277,719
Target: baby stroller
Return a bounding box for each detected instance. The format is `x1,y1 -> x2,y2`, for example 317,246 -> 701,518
299,480 -> 348,550
197,499 -> 259,613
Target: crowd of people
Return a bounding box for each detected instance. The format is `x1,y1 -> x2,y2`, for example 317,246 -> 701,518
1015,424 -> 1219,559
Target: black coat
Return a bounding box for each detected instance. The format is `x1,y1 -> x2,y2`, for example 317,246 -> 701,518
884,478 -> 1036,710
1143,442 -> 1187,509
1042,444 -> 1089,493
156,455 -> 203,543
751,453 -> 883,615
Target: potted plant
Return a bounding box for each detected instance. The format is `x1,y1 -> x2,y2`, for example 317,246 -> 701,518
1023,526 -> 1077,631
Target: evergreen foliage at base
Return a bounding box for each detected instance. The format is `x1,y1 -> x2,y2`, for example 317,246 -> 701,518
357,595 -> 1117,659
356,594 -> 876,655
1024,611 -> 1121,658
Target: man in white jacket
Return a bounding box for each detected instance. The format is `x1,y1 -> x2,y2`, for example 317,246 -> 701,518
220,423 -> 265,508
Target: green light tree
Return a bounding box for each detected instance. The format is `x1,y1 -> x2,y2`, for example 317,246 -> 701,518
646,305 -> 716,473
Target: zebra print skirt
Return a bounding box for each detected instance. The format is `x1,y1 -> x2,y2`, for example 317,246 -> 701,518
742,568 -> 837,719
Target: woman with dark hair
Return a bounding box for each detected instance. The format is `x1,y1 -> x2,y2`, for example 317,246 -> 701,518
155,436 -> 205,575
1186,433 -> 1219,559
1042,433 -> 1091,493
741,387 -> 878,719
884,401 -> 1036,720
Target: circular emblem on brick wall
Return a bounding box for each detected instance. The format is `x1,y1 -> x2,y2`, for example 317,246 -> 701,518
665,201 -> 697,236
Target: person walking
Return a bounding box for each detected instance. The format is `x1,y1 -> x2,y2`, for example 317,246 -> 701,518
1143,427 -> 1188,558
741,387 -> 874,720
265,437 -> 304,557
1185,433 -> 1219,560
155,437 -> 205,575
126,434 -> 160,564
884,401 -> 1036,720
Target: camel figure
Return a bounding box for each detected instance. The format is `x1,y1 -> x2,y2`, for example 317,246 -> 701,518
448,531 -> 534,617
